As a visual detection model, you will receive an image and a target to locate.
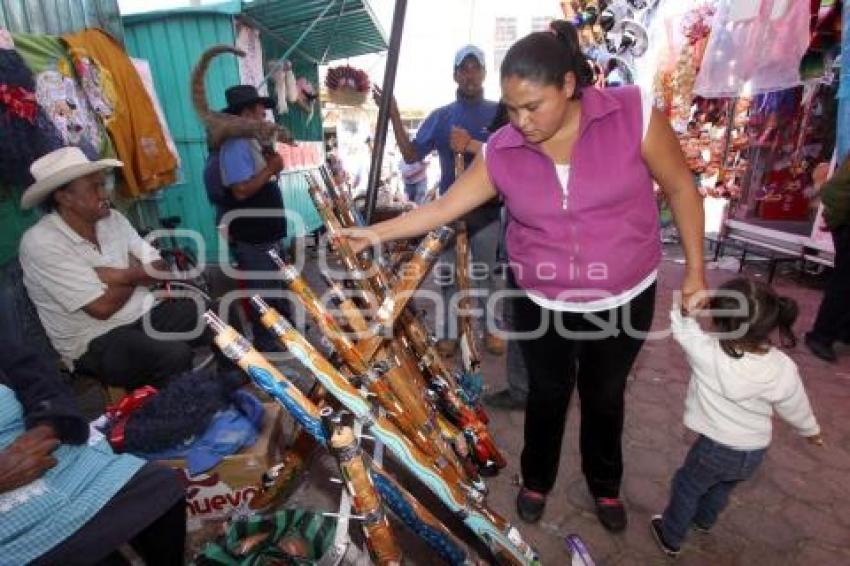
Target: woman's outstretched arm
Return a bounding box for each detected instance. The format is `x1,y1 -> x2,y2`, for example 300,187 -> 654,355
342,152 -> 498,253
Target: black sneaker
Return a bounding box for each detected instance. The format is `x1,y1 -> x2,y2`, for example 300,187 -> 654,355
595,497 -> 627,532
650,515 -> 680,557
484,389 -> 526,411
805,333 -> 837,363
516,487 -> 546,523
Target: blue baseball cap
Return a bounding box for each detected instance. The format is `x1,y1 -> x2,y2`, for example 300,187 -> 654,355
454,44 -> 485,70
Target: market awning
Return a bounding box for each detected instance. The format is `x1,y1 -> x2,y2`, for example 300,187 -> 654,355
241,0 -> 387,64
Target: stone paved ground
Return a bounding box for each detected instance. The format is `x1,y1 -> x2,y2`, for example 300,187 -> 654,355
180,244 -> 850,564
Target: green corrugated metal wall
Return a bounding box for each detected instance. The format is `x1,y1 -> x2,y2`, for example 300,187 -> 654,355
0,0 -> 122,266
124,11 -> 240,264
0,0 -> 122,39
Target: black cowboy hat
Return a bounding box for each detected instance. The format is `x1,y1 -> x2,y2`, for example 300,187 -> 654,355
222,85 -> 274,115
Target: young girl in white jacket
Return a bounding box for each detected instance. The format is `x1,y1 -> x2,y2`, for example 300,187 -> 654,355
651,277 -> 823,557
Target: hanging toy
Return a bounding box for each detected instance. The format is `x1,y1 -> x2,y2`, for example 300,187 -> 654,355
599,0 -> 634,33
284,61 -> 299,104
295,77 -> 318,122
269,60 -> 288,114
607,19 -> 649,57
604,56 -> 636,86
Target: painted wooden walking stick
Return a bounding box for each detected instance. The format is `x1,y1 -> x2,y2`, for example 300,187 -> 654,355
252,297 -> 470,490
275,219 -> 434,425
238,303 -> 539,565
250,381 -> 328,511
321,258 -> 503,476
454,152 -> 483,404
358,225 -> 455,361
314,179 -> 478,409
307,176 -> 380,312
267,252 -> 473,487
320,164 -> 364,229
321,271 -> 370,334
454,219 -> 483,403
272,256 -> 437,429
250,428 -> 317,511
395,306 -> 487,421
399,310 -> 506,471
307,174 -> 395,320
308,172 -> 503,471
324,413 -> 403,566
323,270 -> 487,475
343,253 -> 502,471
202,312 -> 474,565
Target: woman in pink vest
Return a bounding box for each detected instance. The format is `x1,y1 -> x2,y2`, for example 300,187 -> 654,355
342,21 -> 706,532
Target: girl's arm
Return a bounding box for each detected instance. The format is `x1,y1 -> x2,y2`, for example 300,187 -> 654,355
774,365 -> 821,439
670,307 -> 715,368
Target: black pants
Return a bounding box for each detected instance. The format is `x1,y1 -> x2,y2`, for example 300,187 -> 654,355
33,463 -> 186,565
231,239 -> 295,352
76,298 -> 208,389
515,283 -> 656,498
810,225 -> 850,345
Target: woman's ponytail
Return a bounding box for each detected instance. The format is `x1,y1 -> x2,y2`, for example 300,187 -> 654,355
549,20 -> 595,86
500,20 -> 595,97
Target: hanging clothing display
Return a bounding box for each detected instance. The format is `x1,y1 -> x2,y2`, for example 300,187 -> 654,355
651,3 -> 716,132
0,28 -> 12,49
0,42 -> 64,188
131,58 -> 180,166
12,32 -> 114,159
693,0 -> 810,98
63,28 -> 177,196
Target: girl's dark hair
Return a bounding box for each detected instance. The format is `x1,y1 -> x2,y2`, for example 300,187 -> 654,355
500,20 -> 594,98
710,277 -> 799,359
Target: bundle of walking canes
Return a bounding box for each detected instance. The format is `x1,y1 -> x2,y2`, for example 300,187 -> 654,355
201,162 -> 541,564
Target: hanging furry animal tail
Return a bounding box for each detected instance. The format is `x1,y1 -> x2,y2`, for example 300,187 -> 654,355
191,44 -> 292,150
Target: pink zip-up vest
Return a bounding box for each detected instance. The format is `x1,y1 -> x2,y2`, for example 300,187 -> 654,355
486,86 -> 660,302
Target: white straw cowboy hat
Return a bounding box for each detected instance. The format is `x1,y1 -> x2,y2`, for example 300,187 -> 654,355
21,147 -> 123,210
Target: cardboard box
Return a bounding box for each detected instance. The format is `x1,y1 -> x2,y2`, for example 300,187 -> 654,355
160,403 -> 284,529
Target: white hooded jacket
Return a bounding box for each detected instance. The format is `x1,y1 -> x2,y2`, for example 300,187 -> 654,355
671,309 -> 820,450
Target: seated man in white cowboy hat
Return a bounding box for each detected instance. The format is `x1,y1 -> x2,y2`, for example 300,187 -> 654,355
18,146 -> 207,389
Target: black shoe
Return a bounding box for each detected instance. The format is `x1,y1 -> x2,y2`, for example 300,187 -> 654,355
595,497 -> 627,532
484,389 -> 526,411
691,521 -> 711,534
651,515 -> 680,557
805,333 -> 837,363
516,487 -> 546,523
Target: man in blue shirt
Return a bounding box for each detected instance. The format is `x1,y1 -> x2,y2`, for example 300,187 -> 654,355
217,85 -> 289,351
377,45 -> 504,357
